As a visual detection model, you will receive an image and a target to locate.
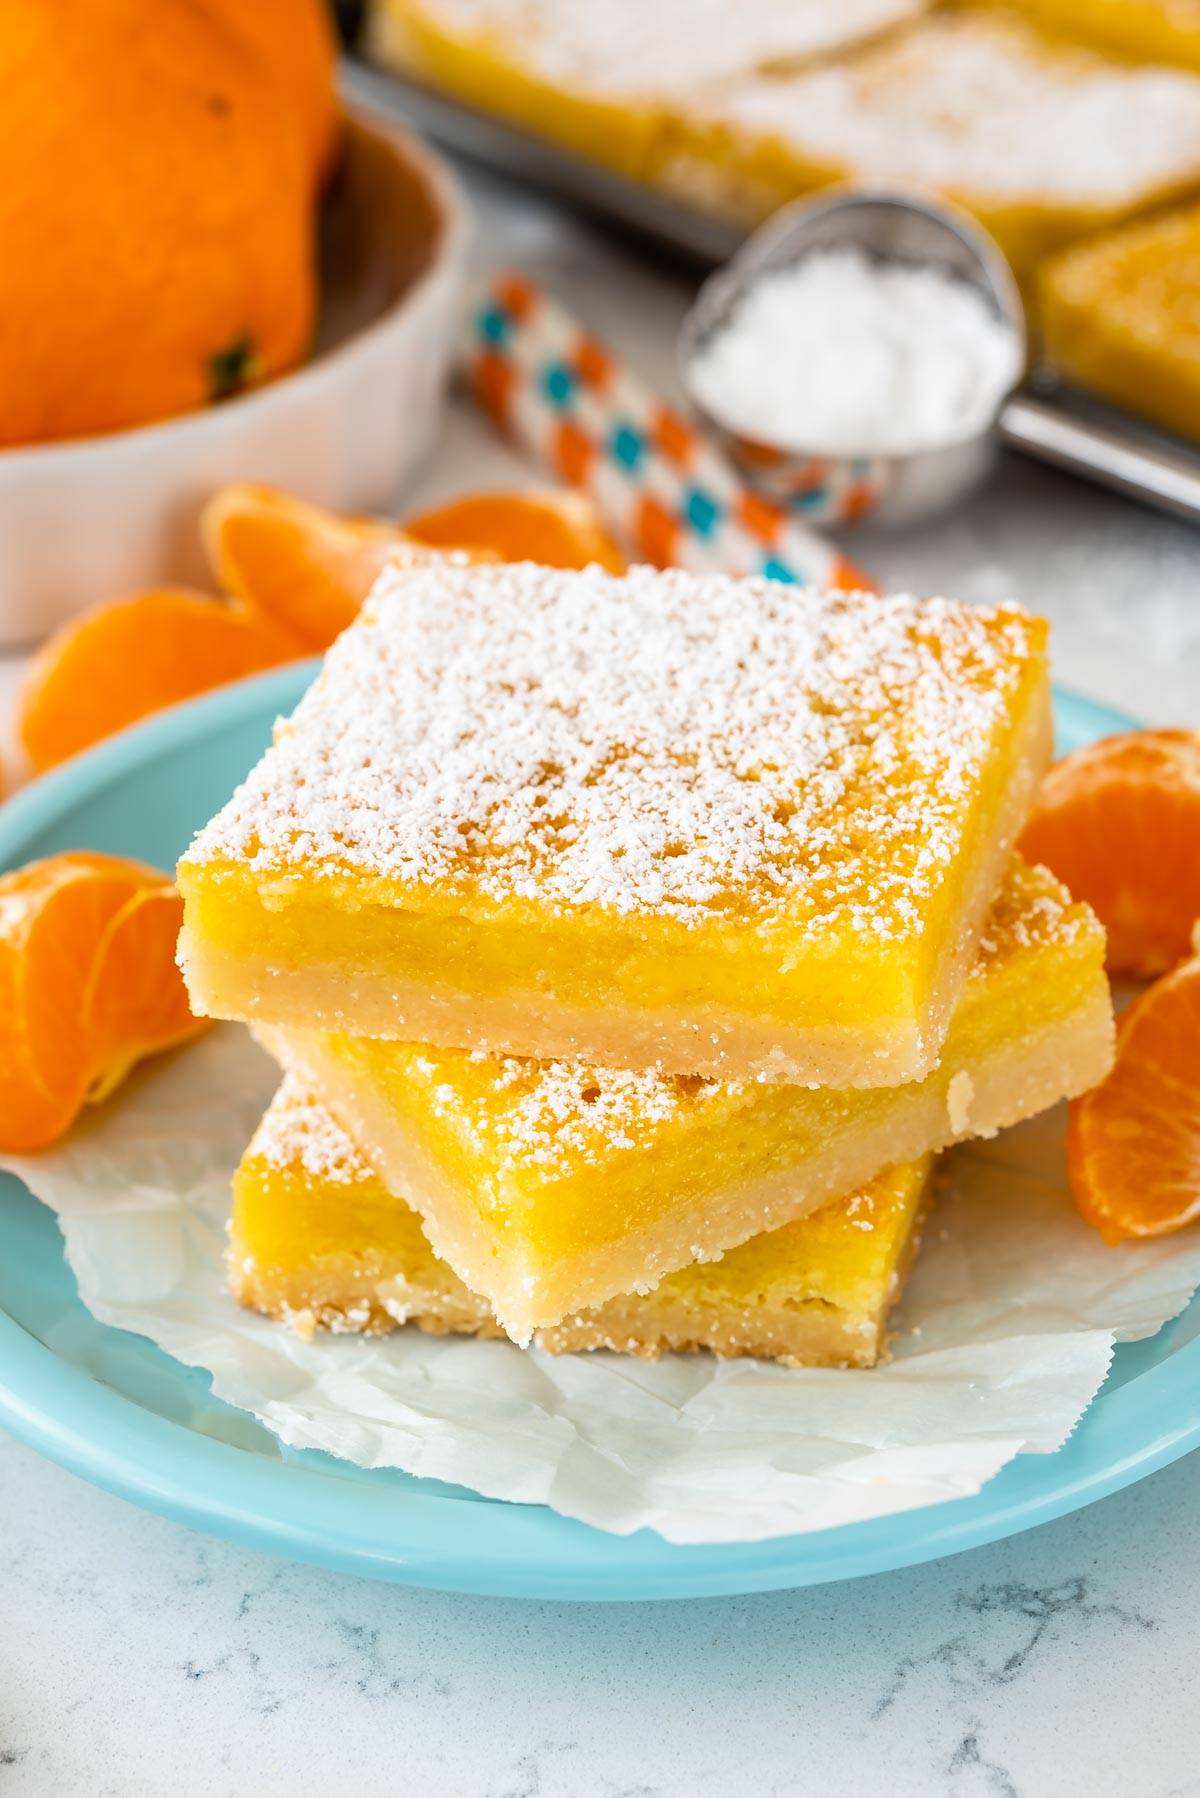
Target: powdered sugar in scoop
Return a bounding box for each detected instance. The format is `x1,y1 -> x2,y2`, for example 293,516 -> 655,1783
689,247 -> 1021,456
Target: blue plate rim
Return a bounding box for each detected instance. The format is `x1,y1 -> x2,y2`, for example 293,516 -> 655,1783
1,664 -> 1195,1603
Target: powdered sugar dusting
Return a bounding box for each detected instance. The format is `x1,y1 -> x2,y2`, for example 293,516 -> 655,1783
185,561 -> 1043,937
413,1045 -> 732,1178
972,873 -> 1094,971
708,14 -> 1200,206
247,1074 -> 374,1185
401,0 -> 925,102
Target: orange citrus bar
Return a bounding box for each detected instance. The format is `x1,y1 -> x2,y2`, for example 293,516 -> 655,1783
254,860 -> 1113,1342
1040,201 -> 1200,445
662,14 -> 1200,293
177,561 -> 1050,1088
366,0 -> 929,182
966,0 -> 1200,73
232,1077 -> 933,1369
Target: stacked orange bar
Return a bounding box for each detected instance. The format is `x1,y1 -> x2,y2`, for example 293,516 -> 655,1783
367,6 -> 1200,303
1041,201 -> 1200,443
365,0 -> 931,181
178,559 -> 1112,1362
233,1078 -> 936,1368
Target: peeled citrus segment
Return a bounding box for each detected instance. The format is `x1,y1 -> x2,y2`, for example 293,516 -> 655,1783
404,487 -> 625,572
83,885 -> 206,1102
0,852 -> 204,1152
0,851 -> 158,1118
203,483 -> 405,651
203,483 -> 622,656
18,589 -> 300,774
1018,728 -> 1200,977
0,854 -> 156,1147
1067,952 -> 1200,1244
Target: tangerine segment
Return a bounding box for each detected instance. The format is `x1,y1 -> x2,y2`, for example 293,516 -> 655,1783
0,852 -> 203,1150
203,483 -> 405,651
19,589 -> 300,775
1018,729 -> 1200,977
404,487 -> 625,572
1067,952 -> 1200,1243
0,853 -> 168,1150
203,482 -> 612,656
83,885 -> 207,1102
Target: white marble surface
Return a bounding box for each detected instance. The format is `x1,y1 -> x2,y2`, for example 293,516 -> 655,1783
3,1431 -> 1200,1798
3,158 -> 1200,1798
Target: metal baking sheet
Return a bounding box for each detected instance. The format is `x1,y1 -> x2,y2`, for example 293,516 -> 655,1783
342,53 -> 1200,526
341,55 -> 742,263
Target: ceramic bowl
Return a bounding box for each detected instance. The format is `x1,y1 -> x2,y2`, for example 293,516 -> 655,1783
0,107 -> 468,644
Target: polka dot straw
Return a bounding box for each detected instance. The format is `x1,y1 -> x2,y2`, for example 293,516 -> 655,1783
468,272 -> 872,590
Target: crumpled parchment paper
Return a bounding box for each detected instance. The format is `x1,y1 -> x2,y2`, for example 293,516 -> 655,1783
5,1024 -> 1199,1545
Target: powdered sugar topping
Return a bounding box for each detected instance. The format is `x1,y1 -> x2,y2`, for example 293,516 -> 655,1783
186,560 -> 1042,934
403,0 -> 925,102
709,15 -> 1200,206
688,248 -> 1021,454
248,1075 -> 374,1185
417,1045 -> 732,1178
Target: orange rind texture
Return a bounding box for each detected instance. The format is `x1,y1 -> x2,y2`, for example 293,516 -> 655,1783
0,0 -> 317,448
209,0 -> 341,188
0,852 -> 206,1152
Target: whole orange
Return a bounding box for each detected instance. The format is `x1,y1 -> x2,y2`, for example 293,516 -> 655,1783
0,0 -> 319,447
209,0 -> 341,186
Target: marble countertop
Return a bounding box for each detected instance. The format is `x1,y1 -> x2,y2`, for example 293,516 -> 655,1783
3,1428 -> 1199,1798
3,159 -> 1200,1798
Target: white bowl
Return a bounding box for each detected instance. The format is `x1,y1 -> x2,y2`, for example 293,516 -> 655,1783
0,108 -> 468,644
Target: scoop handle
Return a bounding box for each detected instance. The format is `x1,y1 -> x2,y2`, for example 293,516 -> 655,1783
1000,391 -> 1200,527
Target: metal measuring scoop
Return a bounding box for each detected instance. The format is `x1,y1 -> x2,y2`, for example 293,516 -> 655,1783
678,186 -> 1027,529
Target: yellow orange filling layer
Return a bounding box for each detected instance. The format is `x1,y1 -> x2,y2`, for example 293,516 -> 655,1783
1041,200 -> 1200,443
257,859 -> 1113,1341
232,1078 -> 932,1369
966,0 -> 1200,74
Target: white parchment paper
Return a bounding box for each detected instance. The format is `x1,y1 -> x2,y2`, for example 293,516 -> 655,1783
5,1024 -> 1200,1545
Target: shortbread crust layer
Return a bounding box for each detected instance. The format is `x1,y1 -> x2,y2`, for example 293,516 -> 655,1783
255,861 -> 1113,1342
232,1079 -> 933,1369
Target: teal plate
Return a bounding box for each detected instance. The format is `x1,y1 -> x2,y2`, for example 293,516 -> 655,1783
1,670 -> 1197,1602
